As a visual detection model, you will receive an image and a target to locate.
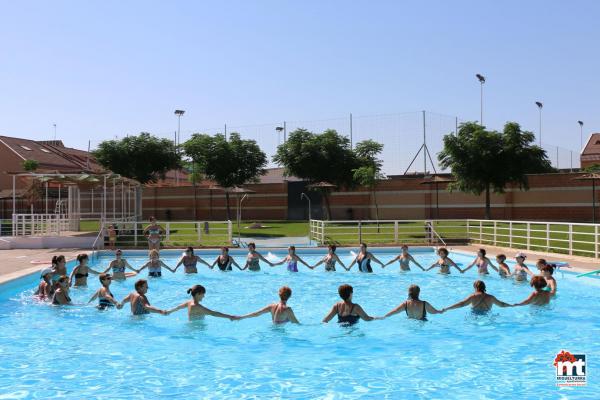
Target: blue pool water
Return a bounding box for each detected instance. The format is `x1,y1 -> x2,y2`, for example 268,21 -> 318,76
1,248 -> 599,399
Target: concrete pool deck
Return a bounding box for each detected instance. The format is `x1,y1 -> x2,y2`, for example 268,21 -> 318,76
0,245 -> 598,286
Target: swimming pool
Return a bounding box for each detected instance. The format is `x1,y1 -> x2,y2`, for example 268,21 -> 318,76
1,248 -> 598,399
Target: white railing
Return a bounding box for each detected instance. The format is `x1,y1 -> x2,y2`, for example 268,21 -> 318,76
11,213 -> 70,236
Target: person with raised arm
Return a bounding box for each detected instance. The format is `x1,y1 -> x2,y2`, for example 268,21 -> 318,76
462,248 -> 499,275
242,242 -> 275,271
137,249 -> 175,277
210,247 -> 243,271
513,276 -> 553,306
442,280 -> 512,314
426,248 -> 463,274
322,284 -> 379,325
240,286 -> 299,324
166,284 -> 240,320
346,243 -> 384,273
540,264 -> 557,295
381,285 -> 442,321
511,253 -> 534,282
271,246 -> 311,272
311,245 -> 345,271
88,273 -> 121,310
70,254 -> 102,287
103,249 -> 137,280
50,255 -> 68,285
174,247 -> 211,274
120,279 -> 167,315
383,245 -> 425,271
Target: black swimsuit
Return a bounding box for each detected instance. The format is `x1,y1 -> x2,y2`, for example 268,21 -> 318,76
217,256 -> 232,271
406,300 -> 427,321
337,304 -> 360,325
98,289 -> 114,309
75,272 -> 88,279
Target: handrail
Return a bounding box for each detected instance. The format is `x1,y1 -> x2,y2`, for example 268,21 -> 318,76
90,222 -> 105,261
426,221 -> 447,247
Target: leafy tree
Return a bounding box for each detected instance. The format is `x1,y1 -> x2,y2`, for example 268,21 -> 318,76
583,164 -> 600,173
22,159 -> 41,206
274,129 -> 361,219
22,159 -> 39,172
183,132 -> 267,220
438,122 -> 553,219
353,140 -> 385,222
93,133 -> 181,184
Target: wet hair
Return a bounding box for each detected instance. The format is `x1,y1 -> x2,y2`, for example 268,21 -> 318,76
248,242 -> 256,250
99,273 -> 110,283
149,249 -> 159,258
438,247 -> 449,256
77,254 -> 89,264
530,276 -> 548,290
338,284 -> 353,301
135,279 -> 147,291
289,246 -> 296,252
115,249 -> 123,255
52,255 -> 66,265
221,246 -> 229,253
279,286 -> 292,302
536,259 -> 547,267
186,247 -> 194,254
360,243 -> 367,248
401,245 -> 408,250
187,284 -> 206,297
496,254 -> 506,262
541,264 -> 555,275
328,245 -> 337,252
478,249 -> 486,257
408,284 -> 420,300
473,280 -> 486,293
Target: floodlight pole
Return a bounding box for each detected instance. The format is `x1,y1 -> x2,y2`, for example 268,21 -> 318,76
423,110 -> 427,174
579,121 -> 584,151
301,192 -> 312,220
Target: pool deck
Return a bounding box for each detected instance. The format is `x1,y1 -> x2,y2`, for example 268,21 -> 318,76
0,245 -> 598,285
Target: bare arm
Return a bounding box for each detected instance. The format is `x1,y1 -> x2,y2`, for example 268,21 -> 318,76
447,258 -> 463,273
442,295 -> 473,312
355,304 -> 379,321
295,255 -> 310,268
513,292 -> 536,307
124,260 -> 137,273
174,257 -> 185,270
88,289 -> 100,304
137,262 -> 149,273
201,304 -> 237,320
346,257 -> 358,271
383,301 -> 407,318
425,262 -> 438,271
287,308 -> 300,324
491,295 -> 512,308
485,258 -> 499,272
322,304 -> 338,323
239,304 -> 272,319
160,260 -> 175,273
383,255 -> 400,267
166,301 -> 189,315
87,267 -> 102,275
68,266 -> 79,286
409,255 -> 425,271
271,255 -> 288,266
196,256 -> 211,268
425,301 -> 443,314
257,252 -> 275,267
103,262 -> 113,274
369,253 -> 384,267
334,254 -> 346,269
229,257 -> 243,270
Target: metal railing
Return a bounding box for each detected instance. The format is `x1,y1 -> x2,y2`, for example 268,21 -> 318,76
11,213 -> 70,236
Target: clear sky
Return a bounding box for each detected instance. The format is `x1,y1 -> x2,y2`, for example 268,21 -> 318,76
1,0 -> 598,173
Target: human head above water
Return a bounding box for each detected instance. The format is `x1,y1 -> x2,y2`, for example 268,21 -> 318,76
248,242 -> 256,250
478,248 -> 486,257
541,264 -> 555,276
187,284 -> 206,298
149,249 -> 159,259
288,246 -> 296,254
98,273 -> 111,284
52,255 -> 66,266
221,246 -> 229,254
437,248 -> 449,257
496,254 -> 506,262
185,247 -> 194,255
408,284 -> 420,300
530,275 -> 547,290
135,279 -> 148,292
77,253 -> 89,264
473,280 -> 486,293
338,284 -> 353,301
360,243 -> 367,252
328,245 -> 337,253
279,286 -> 292,302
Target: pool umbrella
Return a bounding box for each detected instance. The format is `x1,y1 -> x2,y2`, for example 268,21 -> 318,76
307,182 -> 337,220
573,173 -> 600,223
420,175 -> 455,219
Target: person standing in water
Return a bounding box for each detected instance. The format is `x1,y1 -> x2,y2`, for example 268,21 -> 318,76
120,279 -> 167,315
511,253 -> 534,282
442,280 -> 512,314
34,268 -> 54,301
70,254 -> 102,287
242,243 -> 275,271
383,245 -> 425,271
311,245 -> 346,271
540,265 -> 557,295
88,274 -> 121,310
346,243 -> 384,273
52,276 -> 72,305
50,255 -> 68,285
513,276 -> 553,306
137,249 -> 175,277
240,286 -> 299,324
143,216 -> 164,251
381,285 -> 442,321
103,249 -> 137,280
174,247 -> 211,274
462,249 -> 499,275
272,246 -> 311,272
426,248 -> 463,274
166,285 -> 240,320
322,284 -> 379,325
210,247 -> 243,271
495,254 -> 511,278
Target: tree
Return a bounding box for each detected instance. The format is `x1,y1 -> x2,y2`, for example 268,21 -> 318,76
22,159 -> 41,207
273,129 -> 361,219
183,132 -> 267,220
438,122 -> 553,219
22,159 -> 39,172
353,140 -> 385,222
92,133 -> 181,184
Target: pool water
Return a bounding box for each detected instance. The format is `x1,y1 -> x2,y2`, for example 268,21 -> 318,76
1,248 -> 599,399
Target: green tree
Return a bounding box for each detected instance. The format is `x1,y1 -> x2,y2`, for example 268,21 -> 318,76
93,133 -> 181,184
273,129 -> 360,219
183,132 -> 267,220
438,122 -> 553,219
22,159 -> 39,172
22,159 -> 41,206
352,140 -> 385,222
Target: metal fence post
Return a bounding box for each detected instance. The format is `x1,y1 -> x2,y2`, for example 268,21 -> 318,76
546,223 -> 550,252
166,222 -> 170,242
596,225 -> 599,259
358,220 -> 362,244
479,220 -> 482,243
509,221 -> 513,248
394,221 -> 398,244
228,220 -> 233,244
134,222 -> 138,247
197,222 -> 202,244
526,222 -> 531,251
466,220 -> 470,242
493,221 -> 497,247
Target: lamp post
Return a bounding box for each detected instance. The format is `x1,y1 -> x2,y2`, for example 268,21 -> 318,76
275,126 -> 284,145
174,110 -> 185,186
535,102 -> 543,145
238,194 -> 248,243
476,74 -> 485,125
300,192 -> 312,220
53,123 -> 57,140
578,120 -> 584,150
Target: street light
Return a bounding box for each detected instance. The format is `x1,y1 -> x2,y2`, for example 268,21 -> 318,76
174,110 -> 185,185
535,102 -> 543,145
476,74 -> 485,125
300,192 -> 312,220
578,120 -> 584,150
238,193 -> 248,243
275,126 -> 284,145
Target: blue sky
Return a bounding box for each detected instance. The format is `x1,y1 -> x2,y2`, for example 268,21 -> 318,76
1,1 -> 599,172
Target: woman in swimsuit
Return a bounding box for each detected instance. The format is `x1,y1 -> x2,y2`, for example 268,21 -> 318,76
442,280 -> 512,314
311,245 -> 345,271
513,276 -> 552,306
381,285 -> 442,321
88,273 -> 121,310
462,249 -> 499,275
495,254 -> 511,277
210,247 -> 243,271
35,268 -> 54,301
137,249 -> 175,277
540,264 -> 557,295
51,276 -> 72,305
272,246 -> 311,272
426,248 -> 463,274
383,245 -> 425,271
511,253 -> 534,282
242,242 -> 274,271
346,243 -> 384,273
120,279 -> 167,316
103,249 -> 137,280
50,255 -> 68,285
166,285 -> 240,321
107,224 -> 117,250
143,216 -> 164,251
240,286 -> 299,324
174,247 -> 211,273
69,254 -> 101,287
322,284 -> 379,325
